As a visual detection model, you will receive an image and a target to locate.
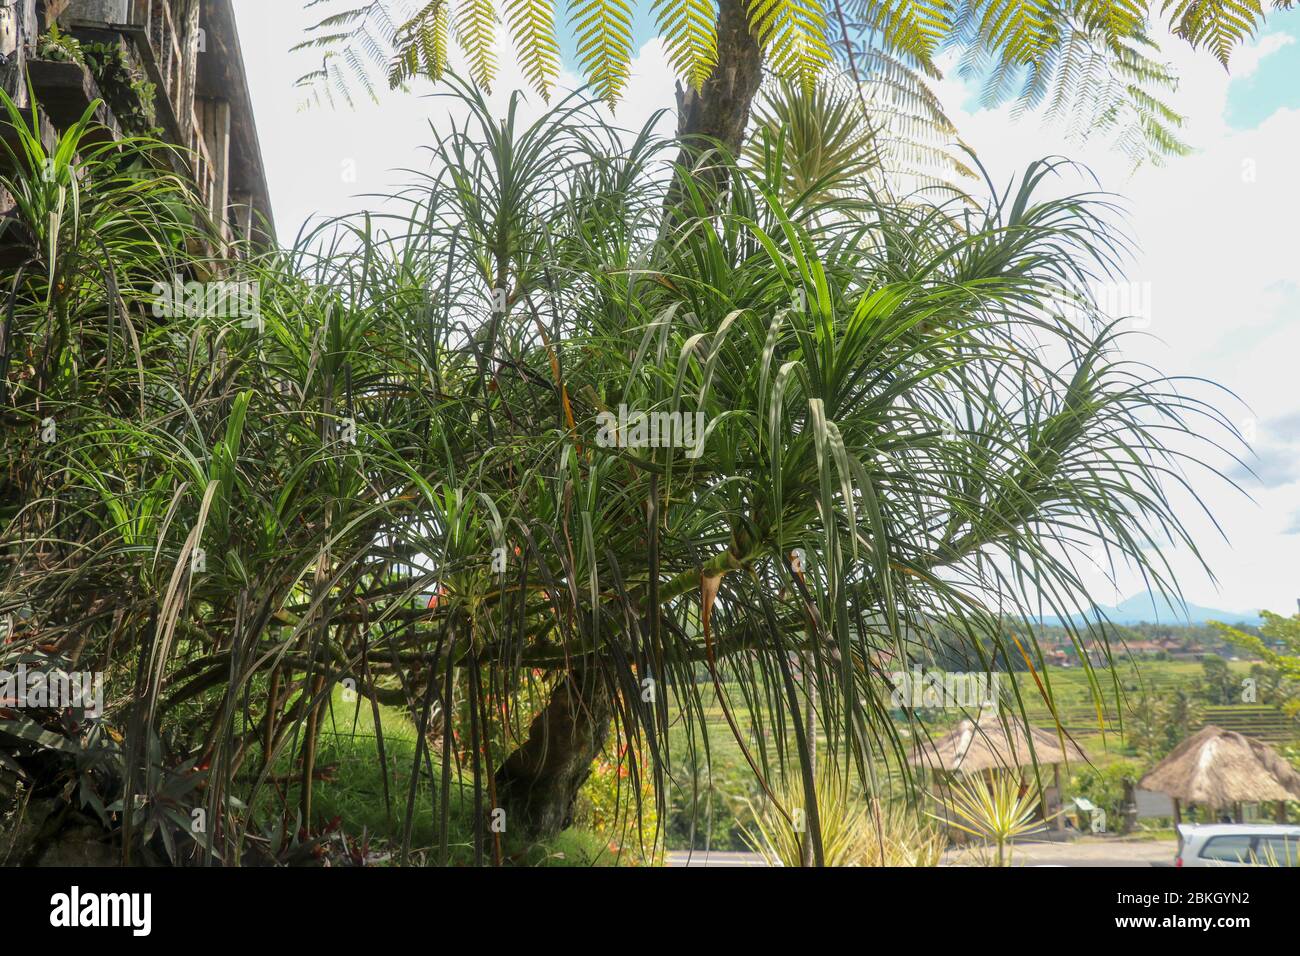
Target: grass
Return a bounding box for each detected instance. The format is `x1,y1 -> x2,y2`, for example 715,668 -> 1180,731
268,687 -> 625,865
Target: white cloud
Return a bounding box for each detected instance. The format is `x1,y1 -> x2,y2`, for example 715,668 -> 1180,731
234,4 -> 677,237
1230,31 -> 1294,77
928,30 -> 1300,612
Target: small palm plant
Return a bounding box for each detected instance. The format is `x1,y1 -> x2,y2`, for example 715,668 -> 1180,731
744,772 -> 944,867
932,773 -> 1049,867
743,772 -> 869,867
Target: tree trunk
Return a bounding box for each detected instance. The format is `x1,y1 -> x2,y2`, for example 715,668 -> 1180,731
667,0 -> 764,205
493,668 -> 612,839
802,653 -> 816,867
491,1 -> 763,845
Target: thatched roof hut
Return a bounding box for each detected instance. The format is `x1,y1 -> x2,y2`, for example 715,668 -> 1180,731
910,713 -> 1088,774
1139,725 -> 1300,806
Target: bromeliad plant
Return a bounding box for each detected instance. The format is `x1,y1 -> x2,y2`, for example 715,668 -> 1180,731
743,770 -> 874,867
1,79 -> 1237,865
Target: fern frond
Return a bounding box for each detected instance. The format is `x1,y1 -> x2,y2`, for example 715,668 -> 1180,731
1076,0 -> 1147,42
851,0 -> 953,60
456,0 -> 499,88
653,0 -> 719,91
749,0 -> 835,93
300,6 -> 376,34
504,0 -> 561,96
389,0 -> 450,85
293,1 -> 405,107
974,0 -> 1056,63
571,0 -> 636,104
1163,0 -> 1265,66
290,32 -> 363,52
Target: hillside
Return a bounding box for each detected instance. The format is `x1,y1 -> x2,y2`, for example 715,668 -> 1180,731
1034,590 -> 1263,627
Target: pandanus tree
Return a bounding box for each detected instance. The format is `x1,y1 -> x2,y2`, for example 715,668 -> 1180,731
1,79 -> 1235,863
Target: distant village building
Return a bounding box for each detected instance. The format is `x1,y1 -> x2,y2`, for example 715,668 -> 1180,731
1,0 -> 272,247
1120,639 -> 1169,658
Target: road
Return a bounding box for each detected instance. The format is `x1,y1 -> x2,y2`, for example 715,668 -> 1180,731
944,838 -> 1176,867
666,850 -> 768,867
666,839 -> 1177,867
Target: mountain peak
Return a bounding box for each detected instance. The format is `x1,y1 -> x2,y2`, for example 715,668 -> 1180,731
1034,590 -> 1262,627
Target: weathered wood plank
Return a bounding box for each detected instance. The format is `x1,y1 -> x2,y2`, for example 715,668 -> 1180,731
26,57 -> 121,145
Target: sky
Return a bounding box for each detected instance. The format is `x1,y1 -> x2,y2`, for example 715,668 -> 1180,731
231,2 -> 1300,617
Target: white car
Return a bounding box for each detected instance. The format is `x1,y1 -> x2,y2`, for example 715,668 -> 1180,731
1175,824 -> 1300,867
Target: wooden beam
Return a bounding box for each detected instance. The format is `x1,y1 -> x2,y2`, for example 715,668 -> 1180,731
229,189 -> 253,245
24,58 -> 121,144
199,96 -> 230,239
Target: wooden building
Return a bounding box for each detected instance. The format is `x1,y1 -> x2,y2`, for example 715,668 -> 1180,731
1140,725 -> 1300,824
1,0 -> 273,247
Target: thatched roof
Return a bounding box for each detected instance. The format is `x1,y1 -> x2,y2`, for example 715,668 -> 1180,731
1139,725 -> 1300,805
909,714 -> 1088,774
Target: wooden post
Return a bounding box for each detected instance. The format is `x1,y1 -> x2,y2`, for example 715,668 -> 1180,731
198,96 -> 230,236
1172,798 -> 1181,827
1053,763 -> 1064,831
1,1 -> 38,108
229,190 -> 253,244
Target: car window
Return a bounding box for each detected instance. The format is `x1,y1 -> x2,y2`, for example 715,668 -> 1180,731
1198,835 -> 1255,863
1256,836 -> 1300,867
